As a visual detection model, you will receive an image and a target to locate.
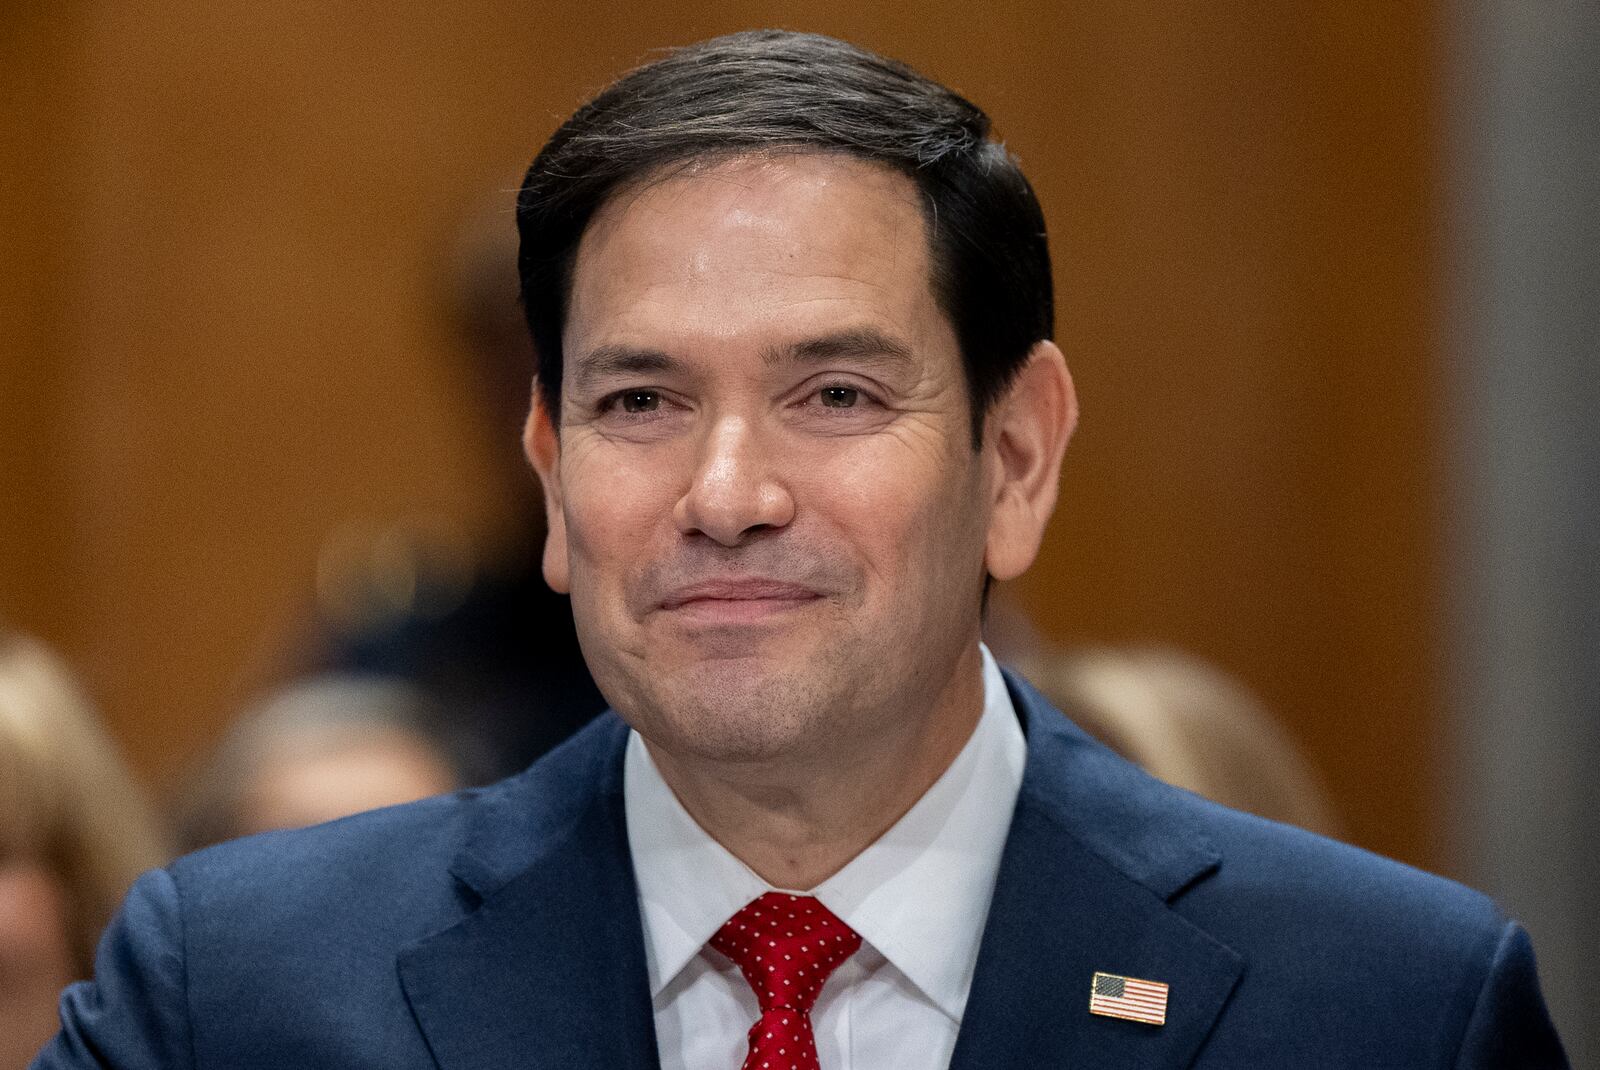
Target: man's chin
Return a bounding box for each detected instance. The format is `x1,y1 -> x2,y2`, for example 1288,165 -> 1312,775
629,666 -> 843,764
650,613 -> 822,663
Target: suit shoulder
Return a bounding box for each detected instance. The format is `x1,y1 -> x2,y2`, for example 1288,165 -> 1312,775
1199,797 -> 1495,920
1151,790 -> 1565,1064
1169,793 -> 1509,975
169,710 -> 626,906
169,788 -> 481,940
164,712 -> 628,947
177,787 -> 469,883
1008,675 -> 1506,953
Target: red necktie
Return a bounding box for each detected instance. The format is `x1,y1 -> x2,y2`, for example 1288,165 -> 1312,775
710,892 -> 863,1070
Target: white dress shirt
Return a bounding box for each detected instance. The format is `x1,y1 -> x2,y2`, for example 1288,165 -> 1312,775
625,644 -> 1027,1070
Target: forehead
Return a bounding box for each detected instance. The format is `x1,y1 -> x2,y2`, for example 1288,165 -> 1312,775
564,152 -> 949,377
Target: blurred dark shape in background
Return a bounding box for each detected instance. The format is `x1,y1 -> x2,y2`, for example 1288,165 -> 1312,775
303,198 -> 605,781
176,674 -> 472,850
0,629 -> 169,1070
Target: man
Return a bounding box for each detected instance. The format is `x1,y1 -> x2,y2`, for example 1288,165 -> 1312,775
36,30 -> 1565,1069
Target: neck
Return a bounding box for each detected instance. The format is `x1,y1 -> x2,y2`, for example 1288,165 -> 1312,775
644,644 -> 988,890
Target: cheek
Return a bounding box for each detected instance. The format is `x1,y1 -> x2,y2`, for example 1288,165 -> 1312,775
802,438 -> 985,586
560,450 -> 676,590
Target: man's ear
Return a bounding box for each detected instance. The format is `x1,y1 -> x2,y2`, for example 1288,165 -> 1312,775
984,340 -> 1078,582
523,394 -> 571,594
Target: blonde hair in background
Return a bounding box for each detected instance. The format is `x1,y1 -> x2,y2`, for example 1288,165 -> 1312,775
0,630 -> 169,975
1015,645 -> 1343,839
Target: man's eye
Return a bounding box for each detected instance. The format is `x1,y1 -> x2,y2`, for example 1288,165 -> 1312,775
617,390 -> 660,413
818,386 -> 859,408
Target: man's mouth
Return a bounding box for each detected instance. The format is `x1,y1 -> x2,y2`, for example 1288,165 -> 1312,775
658,578 -> 823,623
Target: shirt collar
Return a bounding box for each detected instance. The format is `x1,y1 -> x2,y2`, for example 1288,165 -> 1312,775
625,644 -> 1027,1022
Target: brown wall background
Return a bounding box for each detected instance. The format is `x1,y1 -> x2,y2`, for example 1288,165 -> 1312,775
1,2 -> 1441,871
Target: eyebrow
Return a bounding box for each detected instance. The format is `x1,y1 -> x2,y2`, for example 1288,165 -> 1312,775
767,327 -> 916,369
567,326 -> 917,393
567,345 -> 679,393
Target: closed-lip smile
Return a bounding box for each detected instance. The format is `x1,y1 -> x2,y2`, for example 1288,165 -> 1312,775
658,578 -> 823,623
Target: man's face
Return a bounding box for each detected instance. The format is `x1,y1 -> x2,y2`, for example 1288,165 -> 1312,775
530,153 -> 1001,766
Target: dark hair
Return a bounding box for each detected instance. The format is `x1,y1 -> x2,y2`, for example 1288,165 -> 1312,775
516,29 -> 1053,447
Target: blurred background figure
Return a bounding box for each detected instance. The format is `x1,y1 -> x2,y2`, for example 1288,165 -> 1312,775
0,630 -> 168,1070
305,198 -> 605,782
176,674 -> 475,851
1015,644 -> 1342,837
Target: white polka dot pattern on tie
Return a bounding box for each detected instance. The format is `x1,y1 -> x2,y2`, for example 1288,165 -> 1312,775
709,892 -> 863,1070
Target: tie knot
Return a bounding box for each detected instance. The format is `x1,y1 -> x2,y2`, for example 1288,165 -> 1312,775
709,892 -> 863,1015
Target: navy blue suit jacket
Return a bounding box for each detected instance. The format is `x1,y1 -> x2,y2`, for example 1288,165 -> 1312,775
35,672 -> 1566,1068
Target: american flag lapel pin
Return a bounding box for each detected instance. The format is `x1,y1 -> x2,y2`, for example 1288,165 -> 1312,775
1088,971 -> 1169,1026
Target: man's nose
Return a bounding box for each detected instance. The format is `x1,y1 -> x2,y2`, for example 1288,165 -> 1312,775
673,415 -> 795,546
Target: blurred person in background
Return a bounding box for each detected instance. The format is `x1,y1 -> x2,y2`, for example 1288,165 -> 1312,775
1014,644 -> 1342,837
175,674 -> 476,850
0,629 -> 167,1070
308,202 -> 605,781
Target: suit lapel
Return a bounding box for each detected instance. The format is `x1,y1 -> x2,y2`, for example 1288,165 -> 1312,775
949,673 -> 1244,1069
397,716 -> 658,1070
